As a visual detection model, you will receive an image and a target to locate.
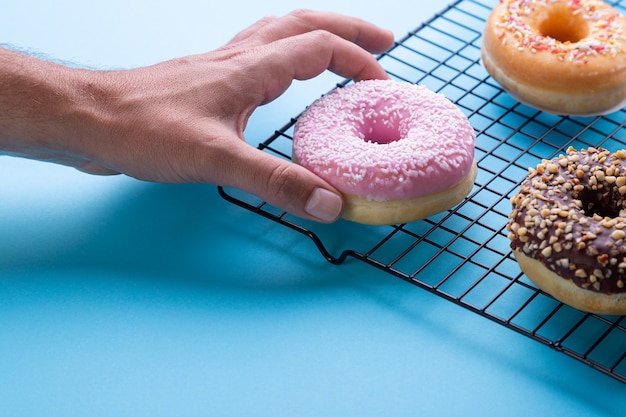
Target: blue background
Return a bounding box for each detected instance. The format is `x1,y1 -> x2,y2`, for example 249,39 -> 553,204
2,0 -> 626,415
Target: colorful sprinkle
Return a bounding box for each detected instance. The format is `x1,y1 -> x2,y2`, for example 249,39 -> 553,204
496,0 -> 626,64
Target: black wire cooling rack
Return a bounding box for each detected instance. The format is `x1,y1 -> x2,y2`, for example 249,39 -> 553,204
218,0 -> 626,383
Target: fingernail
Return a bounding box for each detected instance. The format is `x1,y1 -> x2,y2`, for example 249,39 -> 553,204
305,188 -> 343,223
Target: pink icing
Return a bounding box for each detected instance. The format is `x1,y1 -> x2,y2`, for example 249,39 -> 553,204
292,80 -> 476,201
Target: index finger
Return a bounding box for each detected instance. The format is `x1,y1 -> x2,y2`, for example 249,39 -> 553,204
226,9 -> 395,54
251,30 -> 390,105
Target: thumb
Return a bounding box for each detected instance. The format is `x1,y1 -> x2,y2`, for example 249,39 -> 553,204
228,145 -> 344,223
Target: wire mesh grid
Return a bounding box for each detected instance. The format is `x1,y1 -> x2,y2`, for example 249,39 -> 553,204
218,0 -> 626,383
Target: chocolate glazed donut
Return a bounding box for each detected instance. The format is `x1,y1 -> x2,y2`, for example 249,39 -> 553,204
507,147 -> 626,315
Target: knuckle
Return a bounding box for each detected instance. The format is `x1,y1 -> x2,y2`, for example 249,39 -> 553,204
309,29 -> 335,42
257,15 -> 278,26
286,9 -> 324,33
287,8 -> 315,22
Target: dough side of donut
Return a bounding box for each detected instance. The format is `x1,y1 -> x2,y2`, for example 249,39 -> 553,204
342,161 -> 477,225
481,45 -> 626,115
513,249 -> 626,315
481,0 -> 626,115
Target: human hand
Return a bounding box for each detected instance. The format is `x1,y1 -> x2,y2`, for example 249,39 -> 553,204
0,10 -> 394,222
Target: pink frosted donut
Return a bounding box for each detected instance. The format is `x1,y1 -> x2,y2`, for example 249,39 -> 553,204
292,79 -> 477,225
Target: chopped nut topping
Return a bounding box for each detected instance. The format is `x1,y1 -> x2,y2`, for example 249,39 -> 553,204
508,147 -> 626,295
612,230 -> 626,240
575,269 -> 587,278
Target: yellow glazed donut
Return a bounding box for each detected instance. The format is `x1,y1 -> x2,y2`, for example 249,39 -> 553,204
481,0 -> 626,116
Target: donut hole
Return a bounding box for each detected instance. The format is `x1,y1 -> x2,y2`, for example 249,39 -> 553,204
363,120 -> 401,144
536,5 -> 589,43
359,104 -> 405,145
578,188 -> 624,218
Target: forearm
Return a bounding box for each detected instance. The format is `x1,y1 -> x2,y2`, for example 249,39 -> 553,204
0,48 -> 96,159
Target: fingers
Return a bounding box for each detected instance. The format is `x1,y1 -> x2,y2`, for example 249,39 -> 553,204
282,30 -> 390,81
226,15 -> 279,46
282,10 -> 395,53
246,30 -> 390,105
214,10 -> 393,109
221,142 -> 344,223
226,9 -> 394,54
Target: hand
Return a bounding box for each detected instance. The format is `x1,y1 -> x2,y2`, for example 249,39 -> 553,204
0,10 -> 394,222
